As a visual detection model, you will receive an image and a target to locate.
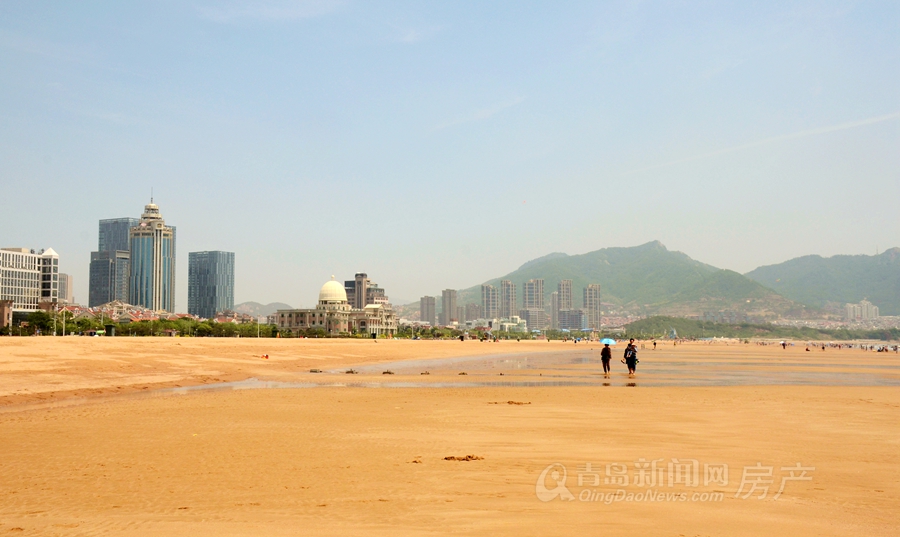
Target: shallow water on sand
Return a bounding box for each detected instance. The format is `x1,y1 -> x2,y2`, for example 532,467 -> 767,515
4,349 -> 897,413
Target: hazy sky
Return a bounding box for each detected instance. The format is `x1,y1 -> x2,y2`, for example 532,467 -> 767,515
2,1 -> 898,309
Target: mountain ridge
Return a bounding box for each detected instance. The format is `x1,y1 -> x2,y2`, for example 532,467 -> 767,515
744,248 -> 900,315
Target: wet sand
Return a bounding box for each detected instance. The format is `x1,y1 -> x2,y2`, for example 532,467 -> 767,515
0,338 -> 568,407
0,338 -> 898,535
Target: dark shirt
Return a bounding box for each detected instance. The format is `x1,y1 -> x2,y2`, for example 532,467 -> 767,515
601,347 -> 612,361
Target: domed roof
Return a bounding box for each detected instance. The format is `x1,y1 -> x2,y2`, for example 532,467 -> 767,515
319,276 -> 348,303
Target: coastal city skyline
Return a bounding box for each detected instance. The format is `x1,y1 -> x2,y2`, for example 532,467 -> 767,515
2,3 -> 897,310
1,198 -> 895,334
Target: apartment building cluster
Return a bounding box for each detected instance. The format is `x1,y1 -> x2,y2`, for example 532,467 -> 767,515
418,279 -> 605,333
845,299 -> 879,321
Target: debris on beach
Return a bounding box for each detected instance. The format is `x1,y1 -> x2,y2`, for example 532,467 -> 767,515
410,457 -> 423,464
444,455 -> 483,461
420,371 -> 430,375
458,372 -> 467,375
345,369 -> 358,374
489,401 -> 531,405
309,369 -> 322,373
382,370 -> 395,375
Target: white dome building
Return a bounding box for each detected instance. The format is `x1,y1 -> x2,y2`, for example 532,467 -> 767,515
274,275 -> 397,337
318,277 -> 349,305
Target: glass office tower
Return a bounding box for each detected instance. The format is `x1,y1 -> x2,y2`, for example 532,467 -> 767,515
89,217 -> 138,306
187,251 -> 235,319
129,202 -> 176,312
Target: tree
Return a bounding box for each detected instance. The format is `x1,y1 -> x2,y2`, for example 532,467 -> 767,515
26,311 -> 52,334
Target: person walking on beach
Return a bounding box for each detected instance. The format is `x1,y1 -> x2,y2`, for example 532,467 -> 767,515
623,338 -> 638,377
600,344 -> 612,377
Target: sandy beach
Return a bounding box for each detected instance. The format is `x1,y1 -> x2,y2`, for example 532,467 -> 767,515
0,338 -> 898,535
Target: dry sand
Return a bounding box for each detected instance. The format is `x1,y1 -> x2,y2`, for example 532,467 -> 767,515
0,338 -> 898,535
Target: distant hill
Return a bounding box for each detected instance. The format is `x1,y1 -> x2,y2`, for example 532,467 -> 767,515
440,241 -> 800,317
745,248 -> 900,315
653,269 -> 807,318
233,301 -> 293,317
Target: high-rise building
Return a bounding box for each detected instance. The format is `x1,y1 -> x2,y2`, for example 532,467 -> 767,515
0,247 -> 59,311
129,201 -> 176,312
89,250 -> 130,307
90,217 -> 139,307
457,305 -> 466,325
559,309 -> 587,331
583,284 -> 602,330
99,218 -> 139,253
442,289 -> 458,325
522,279 -> 544,310
420,296 -> 436,325
558,280 -> 573,310
517,279 -> 547,331
344,273 -> 390,309
550,291 -> 559,329
58,273 -> 73,304
188,251 -> 235,319
500,280 -> 517,318
465,302 -> 482,321
481,284 -> 499,319
345,273 -> 369,309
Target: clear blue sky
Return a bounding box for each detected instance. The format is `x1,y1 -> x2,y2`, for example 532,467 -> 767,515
2,1 -> 898,309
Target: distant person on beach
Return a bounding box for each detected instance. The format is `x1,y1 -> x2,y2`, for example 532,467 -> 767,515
600,344 -> 612,376
623,338 -> 638,376
653,341 -> 657,350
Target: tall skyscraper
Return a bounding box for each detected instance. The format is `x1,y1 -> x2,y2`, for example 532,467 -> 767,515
500,280 -> 517,318
583,284 -> 602,330
442,289 -> 458,325
188,251 -> 235,319
420,296 -> 436,325
481,284 -> 499,319
558,280 -> 573,310
522,279 -> 544,309
89,217 -> 138,307
99,218 -> 139,253
130,201 -> 176,312
89,251 -> 130,307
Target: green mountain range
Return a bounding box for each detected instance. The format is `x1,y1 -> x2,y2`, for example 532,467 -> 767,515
396,242 -> 900,320
447,241 -> 802,318
744,248 -> 900,315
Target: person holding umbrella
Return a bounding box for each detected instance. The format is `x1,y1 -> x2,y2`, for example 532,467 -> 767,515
599,338 -> 616,377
